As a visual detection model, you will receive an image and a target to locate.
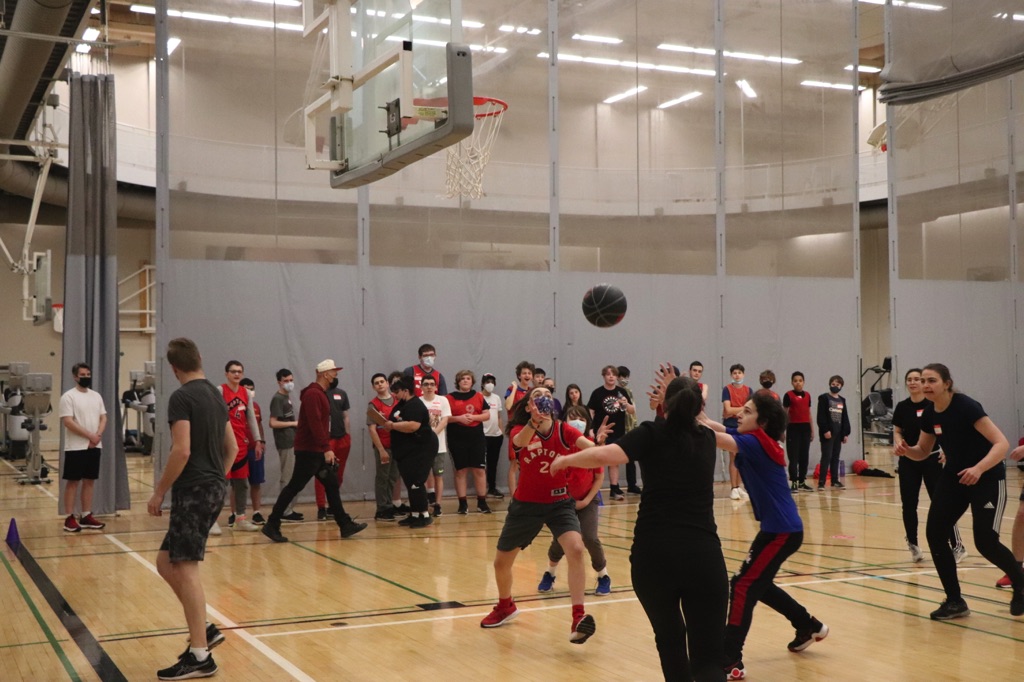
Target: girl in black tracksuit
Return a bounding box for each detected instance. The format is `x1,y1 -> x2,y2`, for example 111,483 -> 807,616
552,371 -> 728,682
894,363 -> 1024,620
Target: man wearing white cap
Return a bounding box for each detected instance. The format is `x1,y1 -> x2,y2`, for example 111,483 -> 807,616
262,360 -> 367,542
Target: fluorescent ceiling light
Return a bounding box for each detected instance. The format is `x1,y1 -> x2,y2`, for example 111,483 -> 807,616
91,7 -> 100,14
801,80 -> 866,91
500,24 -> 542,35
860,0 -> 945,9
845,64 -> 881,74
658,43 -> 800,65
167,37 -> 181,54
130,4 -> 155,14
603,86 -> 647,104
77,27 -> 100,53
736,79 -> 757,98
573,33 -> 622,45
658,91 -> 701,109
539,52 -> 716,77
994,12 -> 1024,20
250,0 -> 301,6
181,11 -> 230,23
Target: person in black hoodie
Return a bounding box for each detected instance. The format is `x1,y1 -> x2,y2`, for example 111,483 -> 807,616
816,375 -> 851,490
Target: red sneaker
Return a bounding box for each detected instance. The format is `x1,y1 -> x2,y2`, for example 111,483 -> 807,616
996,574 -> 1013,589
63,515 -> 81,533
480,601 -> 519,628
570,613 -> 596,644
78,513 -> 105,530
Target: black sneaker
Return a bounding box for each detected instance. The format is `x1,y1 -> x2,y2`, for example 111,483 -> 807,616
477,501 -> 492,514
410,515 -> 434,528
158,651 -> 217,680
930,598 -> 970,620
487,488 -> 505,499
1011,589 -> 1024,617
724,660 -> 745,680
396,503 -> 411,514
787,617 -> 829,652
261,524 -> 288,543
432,503 -> 442,517
182,623 -> 225,659
428,491 -> 437,505
374,509 -> 397,522
790,481 -> 799,493
282,511 -> 304,523
251,512 -> 266,526
831,481 -> 845,490
227,513 -> 236,528
626,485 -> 643,494
398,515 -> 416,527
340,520 -> 367,538
457,500 -> 469,515
316,508 -> 330,522
798,482 -> 814,492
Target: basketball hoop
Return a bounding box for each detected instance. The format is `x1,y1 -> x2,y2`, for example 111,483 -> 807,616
52,303 -> 64,334
412,96 -> 504,199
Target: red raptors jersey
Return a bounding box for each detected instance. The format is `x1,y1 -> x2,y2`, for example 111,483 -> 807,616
371,396 -> 397,448
412,366 -> 441,397
784,390 -> 812,424
566,465 -> 602,501
510,421 -> 584,503
445,391 -> 486,430
221,384 -> 251,453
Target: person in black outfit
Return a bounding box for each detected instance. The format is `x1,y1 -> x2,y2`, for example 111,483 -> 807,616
384,375 -> 439,528
553,366 -> 727,682
891,367 -> 964,563
815,375 -> 851,490
894,363 -> 1024,620
586,365 -> 636,500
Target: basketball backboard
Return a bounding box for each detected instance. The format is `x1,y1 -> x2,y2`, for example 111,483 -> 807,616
302,0 -> 474,188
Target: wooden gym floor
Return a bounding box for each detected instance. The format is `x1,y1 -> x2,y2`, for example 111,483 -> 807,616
1,449 -> 1022,681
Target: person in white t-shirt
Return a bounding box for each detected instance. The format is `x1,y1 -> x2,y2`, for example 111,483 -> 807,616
59,362 -> 108,533
420,375 -> 450,516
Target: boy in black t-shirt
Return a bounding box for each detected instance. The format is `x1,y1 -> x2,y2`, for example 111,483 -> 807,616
149,338 -> 236,681
587,365 -> 635,500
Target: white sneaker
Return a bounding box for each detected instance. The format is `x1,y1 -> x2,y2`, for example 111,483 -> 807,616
209,521 -> 222,536
953,545 -> 968,564
730,487 -> 742,501
235,517 -> 259,532
907,541 -> 924,563
737,488 -> 750,501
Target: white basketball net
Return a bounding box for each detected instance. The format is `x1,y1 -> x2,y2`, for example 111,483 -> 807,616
444,98 -> 507,199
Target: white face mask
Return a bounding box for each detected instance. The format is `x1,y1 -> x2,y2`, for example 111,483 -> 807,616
568,419 -> 587,433
283,381 -> 295,392
482,382 -> 495,393
421,355 -> 435,369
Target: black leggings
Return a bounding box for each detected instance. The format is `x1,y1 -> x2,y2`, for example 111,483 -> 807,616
269,450 -> 352,528
724,531 -> 813,664
485,435 -> 504,491
630,533 -> 729,682
396,451 -> 434,514
898,453 -> 961,549
818,437 -> 843,486
786,423 -> 811,482
926,474 -> 1024,599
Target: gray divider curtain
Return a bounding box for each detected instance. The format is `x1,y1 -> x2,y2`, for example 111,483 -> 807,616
60,73 -> 130,516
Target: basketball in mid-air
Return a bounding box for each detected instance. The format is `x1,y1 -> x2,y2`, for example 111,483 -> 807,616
582,284 -> 627,328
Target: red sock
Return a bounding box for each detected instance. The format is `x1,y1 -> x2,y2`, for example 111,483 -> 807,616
499,597 -> 514,608
572,604 -> 585,620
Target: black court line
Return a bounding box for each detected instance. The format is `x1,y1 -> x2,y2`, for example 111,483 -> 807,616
6,533 -> 128,682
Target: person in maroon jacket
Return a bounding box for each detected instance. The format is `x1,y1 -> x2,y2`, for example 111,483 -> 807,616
262,360 -> 367,542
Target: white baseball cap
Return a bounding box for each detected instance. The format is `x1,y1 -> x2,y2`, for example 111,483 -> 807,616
316,359 -> 342,374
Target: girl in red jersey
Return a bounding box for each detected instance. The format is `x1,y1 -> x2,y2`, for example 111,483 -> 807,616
481,386 -> 609,644
445,370 -> 491,514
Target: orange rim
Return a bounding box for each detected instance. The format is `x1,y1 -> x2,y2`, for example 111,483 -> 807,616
413,96 -> 508,119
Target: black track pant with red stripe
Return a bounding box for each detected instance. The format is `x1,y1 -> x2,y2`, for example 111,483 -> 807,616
724,530 -> 814,664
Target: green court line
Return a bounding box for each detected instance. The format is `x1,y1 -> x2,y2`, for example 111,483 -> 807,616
291,541 -> 440,602
793,581 -> 1024,643
0,552 -> 81,681
0,638 -> 70,650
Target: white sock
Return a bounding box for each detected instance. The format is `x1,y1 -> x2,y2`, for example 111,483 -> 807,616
547,563 -> 559,578
597,568 -> 608,578
190,647 -> 210,662
393,499 -> 401,507
82,511 -> 90,517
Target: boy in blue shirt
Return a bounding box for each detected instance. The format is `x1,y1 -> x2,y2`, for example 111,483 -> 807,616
702,393 -> 829,680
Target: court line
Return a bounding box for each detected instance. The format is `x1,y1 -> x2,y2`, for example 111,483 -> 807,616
256,596 -> 639,639
290,541 -> 440,602
0,551 -> 80,681
104,534 -> 317,682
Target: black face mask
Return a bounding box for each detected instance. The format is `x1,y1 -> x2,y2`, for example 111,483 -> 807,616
329,378 -> 339,390
77,376 -> 92,389
760,381 -> 773,389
